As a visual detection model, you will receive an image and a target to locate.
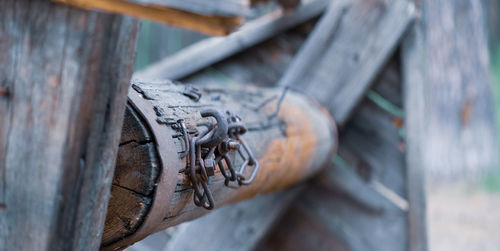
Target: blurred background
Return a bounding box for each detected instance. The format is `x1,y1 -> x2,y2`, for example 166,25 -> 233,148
131,1 -> 500,250
425,2 -> 500,250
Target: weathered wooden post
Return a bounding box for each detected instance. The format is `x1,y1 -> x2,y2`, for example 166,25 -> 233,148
102,80 -> 337,249
0,1 -> 139,250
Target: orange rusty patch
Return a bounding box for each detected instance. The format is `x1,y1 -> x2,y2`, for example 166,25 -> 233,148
461,100 -> 472,125
392,117 -> 403,128
226,99 -> 319,203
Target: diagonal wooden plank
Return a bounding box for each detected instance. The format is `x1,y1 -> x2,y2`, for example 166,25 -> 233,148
278,0 -> 415,125
128,0 -> 252,16
133,0 -> 329,80
53,0 -> 243,36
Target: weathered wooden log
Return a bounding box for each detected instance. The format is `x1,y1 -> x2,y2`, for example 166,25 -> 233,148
101,80 -> 337,250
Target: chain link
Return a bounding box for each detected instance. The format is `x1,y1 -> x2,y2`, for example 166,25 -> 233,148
179,109 -> 258,210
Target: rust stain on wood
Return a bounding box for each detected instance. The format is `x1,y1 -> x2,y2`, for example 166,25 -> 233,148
240,99 -> 318,195
460,100 -> 472,126
188,97 -> 321,207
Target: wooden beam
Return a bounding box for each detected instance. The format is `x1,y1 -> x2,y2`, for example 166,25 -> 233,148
0,1 -> 139,250
133,0 -> 328,80
102,80 -> 337,249
401,18 -> 429,251
126,0 -> 251,17
53,0 -> 243,36
278,0 -> 415,125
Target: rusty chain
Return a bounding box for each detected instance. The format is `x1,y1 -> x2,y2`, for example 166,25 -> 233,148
179,109 -> 259,210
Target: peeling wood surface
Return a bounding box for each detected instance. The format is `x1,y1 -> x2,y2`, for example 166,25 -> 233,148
0,1 -> 139,250
278,0 -> 415,124
53,0 -> 243,36
133,0 -> 328,80
102,80 -> 336,248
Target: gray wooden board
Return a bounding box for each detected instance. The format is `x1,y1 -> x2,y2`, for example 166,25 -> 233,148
278,0 -> 415,125
401,11 -> 428,251
133,0 -> 328,81
0,1 -> 139,250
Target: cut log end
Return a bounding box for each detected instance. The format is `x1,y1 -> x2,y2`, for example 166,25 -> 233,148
102,104 -> 160,247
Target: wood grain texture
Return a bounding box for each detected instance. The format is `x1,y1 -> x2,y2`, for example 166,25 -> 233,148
133,0 -> 328,80
102,104 -> 160,246
278,0 -> 415,125
53,0 -> 242,36
0,1 -> 139,250
102,80 -> 336,248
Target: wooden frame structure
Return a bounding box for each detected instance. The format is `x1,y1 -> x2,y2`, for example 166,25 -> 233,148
123,0 -> 428,251
9,0 -> 495,250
